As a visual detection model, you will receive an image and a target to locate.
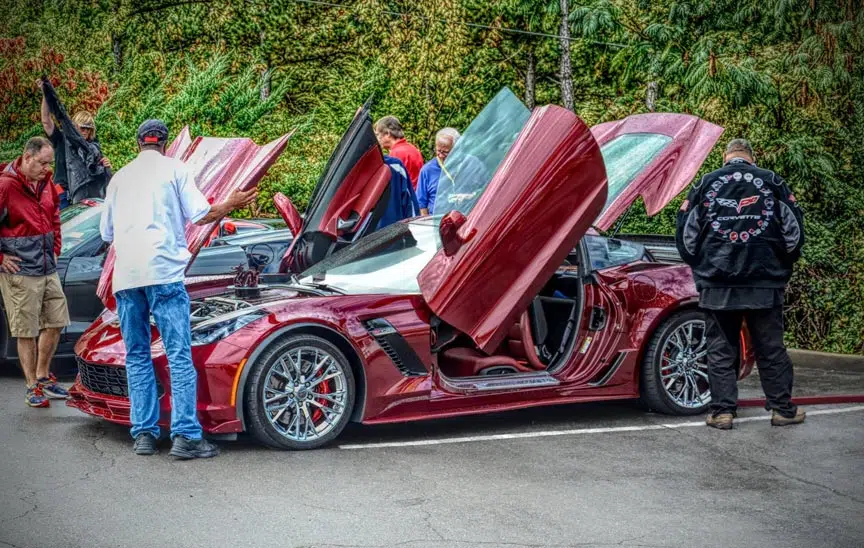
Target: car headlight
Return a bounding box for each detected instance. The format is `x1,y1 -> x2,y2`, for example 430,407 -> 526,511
190,311 -> 267,346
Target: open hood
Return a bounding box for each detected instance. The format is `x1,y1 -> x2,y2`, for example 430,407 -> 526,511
590,114 -> 723,231
280,102 -> 393,273
418,90 -> 608,353
97,128 -> 292,309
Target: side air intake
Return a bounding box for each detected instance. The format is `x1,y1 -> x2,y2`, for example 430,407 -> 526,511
364,319 -> 428,377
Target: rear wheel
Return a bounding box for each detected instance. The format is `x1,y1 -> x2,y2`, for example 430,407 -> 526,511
641,310 -> 711,415
244,334 -> 355,450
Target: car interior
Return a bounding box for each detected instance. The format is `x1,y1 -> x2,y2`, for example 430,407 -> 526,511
432,235 -> 653,379
434,244 -> 587,379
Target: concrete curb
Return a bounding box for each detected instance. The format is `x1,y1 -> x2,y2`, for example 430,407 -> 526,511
789,349 -> 864,372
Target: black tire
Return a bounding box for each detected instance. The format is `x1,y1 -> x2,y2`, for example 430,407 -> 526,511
244,334 -> 355,450
640,309 -> 710,416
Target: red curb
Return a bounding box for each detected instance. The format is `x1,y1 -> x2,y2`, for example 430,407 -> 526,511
739,394 -> 864,407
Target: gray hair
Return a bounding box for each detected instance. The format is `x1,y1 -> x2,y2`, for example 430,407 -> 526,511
374,116 -> 405,139
725,138 -> 754,158
435,127 -> 460,145
24,136 -> 52,156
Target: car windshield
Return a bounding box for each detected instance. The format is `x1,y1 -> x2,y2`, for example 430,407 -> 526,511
61,203 -> 103,256
296,218 -> 442,295
59,203 -> 94,223
433,88 -> 531,217
599,133 -> 672,212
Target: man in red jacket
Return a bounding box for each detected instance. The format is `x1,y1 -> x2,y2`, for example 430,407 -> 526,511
0,137 -> 70,408
374,116 -> 424,189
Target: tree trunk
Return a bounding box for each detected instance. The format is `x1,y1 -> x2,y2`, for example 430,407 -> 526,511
646,80 -> 658,112
259,29 -> 270,101
111,2 -> 123,73
111,33 -> 123,73
558,0 -> 574,111
525,49 -> 536,109
260,67 -> 271,101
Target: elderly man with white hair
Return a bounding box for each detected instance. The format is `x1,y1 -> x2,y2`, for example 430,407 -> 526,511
417,127 -> 460,216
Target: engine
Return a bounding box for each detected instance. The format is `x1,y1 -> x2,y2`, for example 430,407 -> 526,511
190,296 -> 252,324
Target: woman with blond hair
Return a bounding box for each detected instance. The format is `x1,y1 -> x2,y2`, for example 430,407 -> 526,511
37,79 -> 112,209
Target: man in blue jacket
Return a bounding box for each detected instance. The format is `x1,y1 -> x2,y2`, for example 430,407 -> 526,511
417,128 -> 460,216
676,139 -> 806,430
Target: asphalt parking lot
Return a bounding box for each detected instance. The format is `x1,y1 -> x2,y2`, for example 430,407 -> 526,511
1,364 -> 863,548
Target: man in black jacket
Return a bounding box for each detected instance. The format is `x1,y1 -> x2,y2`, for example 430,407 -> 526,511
676,139 -> 806,429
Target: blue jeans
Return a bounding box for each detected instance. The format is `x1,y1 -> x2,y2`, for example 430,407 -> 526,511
115,282 -> 202,440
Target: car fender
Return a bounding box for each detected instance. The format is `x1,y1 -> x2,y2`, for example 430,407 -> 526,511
234,322 -> 367,430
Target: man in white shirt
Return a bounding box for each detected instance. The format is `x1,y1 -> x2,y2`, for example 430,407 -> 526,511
100,119 -> 256,459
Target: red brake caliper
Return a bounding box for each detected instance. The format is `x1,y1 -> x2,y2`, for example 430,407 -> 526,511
310,369 -> 331,424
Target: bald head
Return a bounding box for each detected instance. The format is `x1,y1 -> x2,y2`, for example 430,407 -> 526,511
724,138 -> 754,163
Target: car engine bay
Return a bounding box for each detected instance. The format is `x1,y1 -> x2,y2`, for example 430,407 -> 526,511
190,296 -> 253,324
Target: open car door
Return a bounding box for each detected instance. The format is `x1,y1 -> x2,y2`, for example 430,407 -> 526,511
418,90 -> 608,353
280,102 -> 393,273
591,114 -> 723,231
97,128 -> 292,310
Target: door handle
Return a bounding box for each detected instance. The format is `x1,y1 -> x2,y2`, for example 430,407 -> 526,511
588,306 -> 607,331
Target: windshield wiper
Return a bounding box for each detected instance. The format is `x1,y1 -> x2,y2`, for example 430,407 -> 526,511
302,281 -> 344,294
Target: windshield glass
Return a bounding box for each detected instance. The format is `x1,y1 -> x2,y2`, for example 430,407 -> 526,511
59,203 -> 93,224
297,218 -> 441,295
433,88 -> 531,217
599,133 -> 672,212
61,203 -> 103,256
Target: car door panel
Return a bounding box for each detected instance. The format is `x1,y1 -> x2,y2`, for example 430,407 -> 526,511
281,102 -> 391,273
419,104 -> 608,353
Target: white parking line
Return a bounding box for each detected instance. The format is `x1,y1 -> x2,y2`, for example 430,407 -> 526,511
337,405 -> 864,450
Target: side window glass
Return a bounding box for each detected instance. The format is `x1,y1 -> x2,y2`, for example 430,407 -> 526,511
599,133 -> 672,213
585,235 -> 646,270
433,88 -> 531,217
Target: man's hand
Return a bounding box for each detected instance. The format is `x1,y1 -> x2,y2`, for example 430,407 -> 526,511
1,254 -> 22,274
101,157 -> 112,170
193,187 -> 259,226
228,187 -> 258,210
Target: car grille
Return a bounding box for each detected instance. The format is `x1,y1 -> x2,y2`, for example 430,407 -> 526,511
77,358 -> 164,398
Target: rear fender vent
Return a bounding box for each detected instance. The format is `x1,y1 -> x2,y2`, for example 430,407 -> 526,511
364,319 -> 428,377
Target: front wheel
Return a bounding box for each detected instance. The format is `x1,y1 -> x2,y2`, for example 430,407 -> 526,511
640,310 -> 711,415
244,334 -> 355,450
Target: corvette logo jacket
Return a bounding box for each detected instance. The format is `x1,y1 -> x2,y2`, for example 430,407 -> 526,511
675,158 -> 804,290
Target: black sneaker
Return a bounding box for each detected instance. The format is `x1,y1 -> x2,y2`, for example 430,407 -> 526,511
169,436 -> 220,460
133,433 -> 159,456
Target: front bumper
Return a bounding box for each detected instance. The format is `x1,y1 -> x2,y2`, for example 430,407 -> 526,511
68,343 -> 249,435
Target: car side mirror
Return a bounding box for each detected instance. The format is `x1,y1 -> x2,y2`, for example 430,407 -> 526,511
273,192 -> 303,237
439,210 -> 476,257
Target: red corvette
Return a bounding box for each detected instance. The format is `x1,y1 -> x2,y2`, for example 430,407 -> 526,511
69,89 -> 754,449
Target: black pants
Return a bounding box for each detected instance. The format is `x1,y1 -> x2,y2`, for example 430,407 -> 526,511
704,307 -> 797,418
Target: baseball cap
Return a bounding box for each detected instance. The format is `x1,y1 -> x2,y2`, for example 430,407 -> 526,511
136,119 -> 169,144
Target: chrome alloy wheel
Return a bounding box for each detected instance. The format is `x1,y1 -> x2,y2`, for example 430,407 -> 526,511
262,346 -> 348,442
660,319 -> 710,409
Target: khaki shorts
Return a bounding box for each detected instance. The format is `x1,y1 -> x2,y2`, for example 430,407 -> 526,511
0,273 -> 70,338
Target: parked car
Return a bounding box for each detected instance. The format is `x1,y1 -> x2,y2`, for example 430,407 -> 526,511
69,89 -> 755,449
